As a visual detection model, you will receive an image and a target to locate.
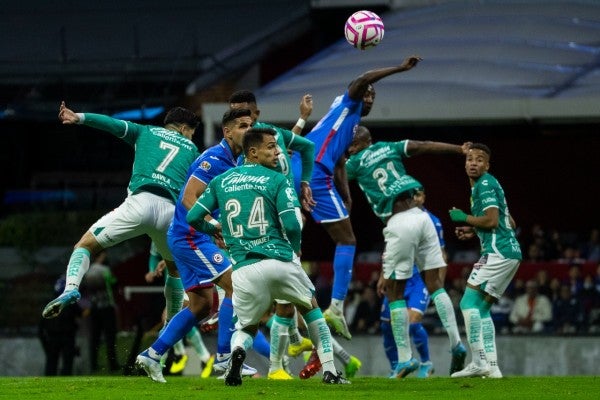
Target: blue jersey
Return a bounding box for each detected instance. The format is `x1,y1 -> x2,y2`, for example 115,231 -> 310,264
306,91 -> 362,174
426,208 -> 445,249
169,139 -> 238,236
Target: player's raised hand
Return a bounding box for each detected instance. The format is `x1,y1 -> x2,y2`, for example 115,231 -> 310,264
299,94 -> 313,120
400,55 -> 422,71
58,101 -> 80,124
461,142 -> 473,155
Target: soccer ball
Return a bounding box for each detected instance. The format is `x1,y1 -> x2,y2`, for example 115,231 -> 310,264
344,10 -> 385,50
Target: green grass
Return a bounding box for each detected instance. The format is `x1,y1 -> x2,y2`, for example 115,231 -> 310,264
0,376 -> 598,400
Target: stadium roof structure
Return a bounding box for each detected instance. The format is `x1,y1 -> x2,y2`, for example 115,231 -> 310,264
203,0 -> 600,143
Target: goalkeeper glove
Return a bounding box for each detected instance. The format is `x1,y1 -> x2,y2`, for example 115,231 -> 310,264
449,208 -> 468,223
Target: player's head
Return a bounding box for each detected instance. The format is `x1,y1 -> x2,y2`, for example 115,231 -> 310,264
221,108 -> 253,155
413,188 -> 426,207
243,127 -> 279,168
164,107 -> 200,138
466,142 -> 491,180
348,125 -> 372,155
361,84 -> 376,116
229,90 -> 260,123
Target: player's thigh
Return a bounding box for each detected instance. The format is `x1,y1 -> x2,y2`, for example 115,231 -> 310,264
90,195 -> 147,248
231,262 -> 273,328
382,214 -> 416,280
310,174 -> 349,223
269,259 -> 315,311
468,254 -> 520,299
168,233 -> 231,291
415,213 -> 446,272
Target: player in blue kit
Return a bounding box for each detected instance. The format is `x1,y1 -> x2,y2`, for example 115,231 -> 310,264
305,56 -> 421,339
136,108 -> 259,383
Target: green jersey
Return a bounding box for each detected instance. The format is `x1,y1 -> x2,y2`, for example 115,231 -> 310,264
82,113 -> 199,202
197,163 -> 302,269
346,140 -> 423,221
471,172 -> 522,260
254,121 -> 314,184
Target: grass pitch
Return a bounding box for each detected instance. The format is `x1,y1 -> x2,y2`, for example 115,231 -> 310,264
1,376 -> 598,400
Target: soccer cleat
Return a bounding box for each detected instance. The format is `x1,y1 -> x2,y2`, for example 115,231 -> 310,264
487,366 -> 503,378
224,347 -> 246,386
288,337 -> 314,357
389,358 -> 419,379
200,355 -> 215,378
42,289 -> 81,319
344,355 -> 362,378
451,362 -> 491,378
299,348 -> 321,379
268,369 -> 293,380
136,351 -> 167,383
200,312 -> 219,333
450,342 -> 467,375
323,307 -> 352,340
322,370 -> 351,384
417,361 -> 434,378
214,356 -> 257,377
169,353 -> 188,374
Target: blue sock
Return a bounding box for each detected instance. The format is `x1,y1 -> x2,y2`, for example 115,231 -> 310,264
380,321 -> 397,369
151,308 -> 196,355
331,244 -> 355,302
252,329 -> 271,359
410,323 -> 430,363
217,297 -> 234,355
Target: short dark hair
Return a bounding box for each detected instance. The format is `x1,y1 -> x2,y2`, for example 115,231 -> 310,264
229,90 -> 256,104
471,142 -> 491,158
221,108 -> 252,126
163,107 -> 200,128
243,127 -> 275,155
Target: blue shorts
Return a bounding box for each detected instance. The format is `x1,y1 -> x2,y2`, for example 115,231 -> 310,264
290,151 -> 302,196
309,164 -> 349,223
380,271 -> 430,321
167,229 -> 232,291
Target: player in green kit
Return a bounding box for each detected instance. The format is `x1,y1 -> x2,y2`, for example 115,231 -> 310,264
449,143 -> 521,379
345,126 -> 470,377
186,127 -> 349,386
43,102 -> 199,321
229,90 -> 316,378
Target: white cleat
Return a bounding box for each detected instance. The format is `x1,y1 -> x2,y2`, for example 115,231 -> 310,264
486,366 -> 503,378
451,362 -> 490,378
136,352 -> 166,383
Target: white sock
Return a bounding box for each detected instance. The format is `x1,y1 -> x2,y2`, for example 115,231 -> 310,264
186,327 -> 211,363
65,248 -> 90,291
462,308 -> 486,367
481,316 -> 498,368
432,290 -> 461,349
331,336 -> 350,365
306,316 -> 335,374
390,302 -> 412,363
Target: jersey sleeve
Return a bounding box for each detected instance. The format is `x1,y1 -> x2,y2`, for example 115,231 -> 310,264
82,113 -> 142,146
393,140 -> 410,158
477,177 -> 500,211
286,133 -> 315,183
275,178 -> 302,253
186,183 -> 219,234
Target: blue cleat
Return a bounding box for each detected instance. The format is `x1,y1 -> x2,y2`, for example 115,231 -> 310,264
42,289 -> 81,319
389,358 -> 419,379
450,343 -> 467,375
417,361 -> 434,378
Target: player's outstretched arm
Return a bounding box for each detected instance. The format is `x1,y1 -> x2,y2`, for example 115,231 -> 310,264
348,55 -> 422,100
58,101 -> 80,124
292,94 -> 313,135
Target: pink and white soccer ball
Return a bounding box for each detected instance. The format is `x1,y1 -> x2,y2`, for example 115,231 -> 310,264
344,10 -> 385,50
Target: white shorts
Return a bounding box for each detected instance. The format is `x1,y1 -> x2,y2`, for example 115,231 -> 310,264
467,253 -> 520,299
90,192 -> 175,260
232,257 -> 315,329
382,207 -> 446,280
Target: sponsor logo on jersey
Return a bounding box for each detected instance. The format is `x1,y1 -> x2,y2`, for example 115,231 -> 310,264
200,161 -> 211,171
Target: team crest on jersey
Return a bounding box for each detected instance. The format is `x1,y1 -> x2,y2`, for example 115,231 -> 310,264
200,161 -> 211,171
213,253 -> 224,264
